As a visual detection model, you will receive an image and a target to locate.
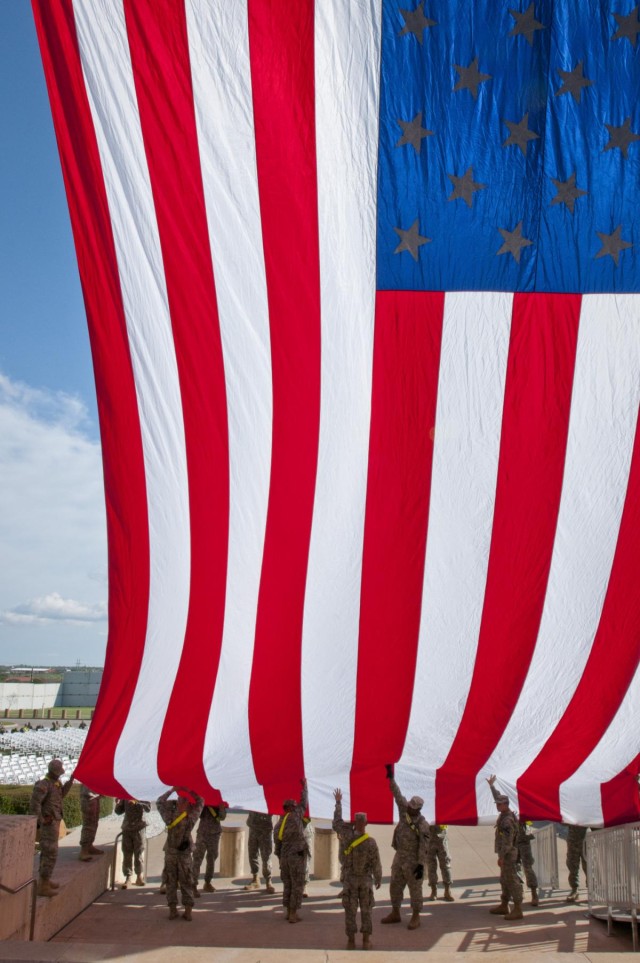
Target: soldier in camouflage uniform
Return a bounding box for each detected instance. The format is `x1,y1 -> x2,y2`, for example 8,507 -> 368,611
273,779 -> 309,923
565,824 -> 587,901
333,788 -> 382,950
157,787 -> 204,920
193,801 -> 227,895
79,784 -> 104,861
381,765 -> 429,930
29,759 -> 75,897
302,816 -> 314,897
244,811 -> 276,893
487,775 -> 538,906
490,791 -> 524,920
114,797 -> 150,887
427,824 -> 454,901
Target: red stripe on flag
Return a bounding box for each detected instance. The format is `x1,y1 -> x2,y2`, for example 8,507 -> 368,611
436,293 -> 581,823
246,0 -> 321,812
350,291 -> 444,822
601,754 -> 640,827
518,406 -> 640,821
32,0 -> 149,797
122,0 -> 229,799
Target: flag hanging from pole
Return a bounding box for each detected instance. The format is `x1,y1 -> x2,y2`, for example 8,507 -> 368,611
32,0 -> 640,824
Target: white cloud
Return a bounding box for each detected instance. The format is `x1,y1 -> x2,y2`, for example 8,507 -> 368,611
0,373 -> 108,661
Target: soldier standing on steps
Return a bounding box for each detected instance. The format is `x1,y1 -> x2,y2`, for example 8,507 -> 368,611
381,764 -> 429,931
244,811 -> 276,893
157,786 -> 204,921
115,797 -> 150,887
79,784 -> 105,861
332,788 -> 382,951
29,759 -> 75,897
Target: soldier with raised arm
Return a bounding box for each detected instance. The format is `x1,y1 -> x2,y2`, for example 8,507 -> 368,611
381,764 -> 429,931
157,787 -> 204,920
193,800 -> 227,895
115,797 -> 150,887
273,779 -> 309,923
487,774 -> 539,906
488,779 -> 524,920
333,788 -> 382,951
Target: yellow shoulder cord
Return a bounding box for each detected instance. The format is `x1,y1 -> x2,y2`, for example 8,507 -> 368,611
344,833 -> 369,855
166,810 -> 188,831
405,813 -> 419,834
278,813 -> 289,840
207,806 -> 219,820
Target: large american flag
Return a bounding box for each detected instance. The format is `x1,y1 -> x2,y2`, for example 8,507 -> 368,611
33,0 -> 640,825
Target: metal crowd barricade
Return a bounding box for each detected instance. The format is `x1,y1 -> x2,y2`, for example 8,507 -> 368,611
531,823 -> 559,890
587,823 -> 640,951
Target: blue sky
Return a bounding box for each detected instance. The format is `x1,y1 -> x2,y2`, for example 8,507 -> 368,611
0,4 -> 107,665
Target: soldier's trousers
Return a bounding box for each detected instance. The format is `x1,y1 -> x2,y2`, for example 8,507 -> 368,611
164,852 -> 195,907
342,877 -> 375,936
80,798 -> 100,848
566,843 -> 587,889
39,821 -> 60,879
427,836 -> 452,886
389,857 -> 423,912
517,841 -> 538,889
280,850 -> 307,913
248,829 -> 273,879
122,828 -> 145,878
499,855 -> 523,904
193,830 -> 221,883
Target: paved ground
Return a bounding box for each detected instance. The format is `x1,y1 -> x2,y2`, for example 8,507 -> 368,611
11,814 -> 633,959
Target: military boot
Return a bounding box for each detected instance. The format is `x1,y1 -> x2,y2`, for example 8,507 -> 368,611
443,884 -> 454,902
183,906 -> 193,921
288,910 -> 300,923
244,875 -> 260,891
134,874 -> 145,886
362,934 -> 372,950
203,881 -> 215,892
566,887 -> 578,902
428,884 -> 437,900
37,878 -> 58,898
530,886 -> 539,906
346,937 -> 356,950
504,902 -> 524,920
88,845 -> 105,855
408,910 -> 421,930
193,885 -> 201,898
48,879 -> 60,889
265,877 -> 275,894
489,902 -> 509,914
381,908 -> 401,923
168,904 -> 178,919
159,882 -> 167,894
121,876 -> 131,890
78,847 -> 93,862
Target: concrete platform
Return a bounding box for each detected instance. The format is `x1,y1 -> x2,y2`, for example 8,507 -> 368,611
5,819 -> 634,959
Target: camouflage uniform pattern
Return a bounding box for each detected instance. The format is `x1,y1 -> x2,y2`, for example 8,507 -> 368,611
193,804 -> 227,884
157,791 -> 204,908
273,786 -> 309,914
517,822 -> 538,889
30,773 -> 74,879
246,812 -> 274,880
80,784 -> 101,848
303,817 -> 314,887
566,825 -> 587,889
427,824 -> 452,887
495,808 -> 523,904
115,798 -> 150,878
333,801 -> 382,938
389,778 -> 429,912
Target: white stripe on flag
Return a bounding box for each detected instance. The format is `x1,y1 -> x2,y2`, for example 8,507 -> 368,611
397,291 -> 513,820
481,293 -> 640,809
185,0 -> 270,810
74,0 -> 189,797
300,0 -> 382,818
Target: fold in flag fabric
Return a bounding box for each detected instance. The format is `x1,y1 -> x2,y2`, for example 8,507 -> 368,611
33,0 -> 640,824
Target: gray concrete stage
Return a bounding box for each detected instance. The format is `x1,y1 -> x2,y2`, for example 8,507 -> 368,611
1,815 -> 636,961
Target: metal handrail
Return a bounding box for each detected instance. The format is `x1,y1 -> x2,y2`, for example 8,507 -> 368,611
0,876 -> 38,941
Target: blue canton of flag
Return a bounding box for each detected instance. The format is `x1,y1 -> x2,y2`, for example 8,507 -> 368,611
377,0 -> 640,292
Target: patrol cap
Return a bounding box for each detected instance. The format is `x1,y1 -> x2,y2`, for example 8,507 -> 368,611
48,759 -> 65,776
354,812 -> 367,821
495,794 -> 509,805
408,795 -> 424,810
